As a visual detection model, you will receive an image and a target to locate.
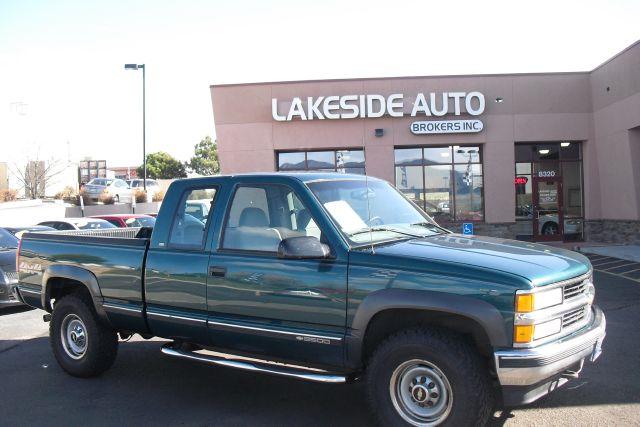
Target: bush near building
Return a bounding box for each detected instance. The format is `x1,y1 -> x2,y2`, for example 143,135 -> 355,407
0,189 -> 18,202
78,189 -> 95,206
54,186 -> 77,201
152,189 -> 165,202
134,188 -> 147,203
99,192 -> 115,205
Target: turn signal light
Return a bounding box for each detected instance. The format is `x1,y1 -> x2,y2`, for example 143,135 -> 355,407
514,325 -> 534,343
515,294 -> 534,313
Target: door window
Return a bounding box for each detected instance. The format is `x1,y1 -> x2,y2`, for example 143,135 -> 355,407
222,184 -> 320,252
168,187 -> 218,249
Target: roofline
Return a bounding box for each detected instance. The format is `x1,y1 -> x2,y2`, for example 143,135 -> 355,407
210,39 -> 640,89
209,70 -> 590,88
591,38 -> 640,72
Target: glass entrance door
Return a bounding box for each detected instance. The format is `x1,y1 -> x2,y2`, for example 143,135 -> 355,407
533,179 -> 563,241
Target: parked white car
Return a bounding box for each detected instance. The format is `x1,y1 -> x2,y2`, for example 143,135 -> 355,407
38,218 -> 117,231
128,179 -> 162,200
83,178 -> 132,203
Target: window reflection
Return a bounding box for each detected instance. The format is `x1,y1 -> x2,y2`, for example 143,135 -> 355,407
394,146 -> 484,221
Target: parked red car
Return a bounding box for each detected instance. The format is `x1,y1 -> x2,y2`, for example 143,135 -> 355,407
90,214 -> 156,228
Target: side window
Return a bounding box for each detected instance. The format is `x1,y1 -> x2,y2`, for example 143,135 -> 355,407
222,184 -> 321,252
106,219 -> 121,227
168,187 -> 218,248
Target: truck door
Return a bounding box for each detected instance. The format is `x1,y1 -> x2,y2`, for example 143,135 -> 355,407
206,181 -> 348,367
144,185 -> 220,346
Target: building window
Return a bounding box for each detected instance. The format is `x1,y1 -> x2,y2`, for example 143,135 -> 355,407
277,149 -> 365,175
514,142 -> 584,241
394,146 -> 484,222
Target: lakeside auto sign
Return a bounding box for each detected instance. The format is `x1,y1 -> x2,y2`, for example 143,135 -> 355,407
271,92 -> 486,135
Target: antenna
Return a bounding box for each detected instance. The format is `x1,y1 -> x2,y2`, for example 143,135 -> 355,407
363,136 -> 375,254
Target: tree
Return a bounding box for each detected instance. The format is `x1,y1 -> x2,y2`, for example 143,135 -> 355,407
137,152 -> 187,179
11,150 -> 66,199
187,136 -> 220,176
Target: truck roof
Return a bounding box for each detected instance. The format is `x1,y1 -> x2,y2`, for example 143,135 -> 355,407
178,172 -> 380,184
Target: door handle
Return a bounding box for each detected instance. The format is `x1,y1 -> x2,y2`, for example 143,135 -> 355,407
209,266 -> 226,277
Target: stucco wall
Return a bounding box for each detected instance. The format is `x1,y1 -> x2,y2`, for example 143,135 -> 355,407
211,41 -> 640,225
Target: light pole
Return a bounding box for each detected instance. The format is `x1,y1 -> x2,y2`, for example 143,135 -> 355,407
124,63 -> 146,192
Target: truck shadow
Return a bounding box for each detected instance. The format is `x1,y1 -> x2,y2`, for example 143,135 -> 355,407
0,305 -> 34,316
0,330 -> 637,426
1,272 -> 637,425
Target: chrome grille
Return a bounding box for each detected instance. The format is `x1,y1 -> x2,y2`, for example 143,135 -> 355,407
563,276 -> 590,301
562,306 -> 586,328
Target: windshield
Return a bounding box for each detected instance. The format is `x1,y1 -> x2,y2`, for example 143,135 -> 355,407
307,179 -> 445,246
124,217 -> 156,227
0,228 -> 19,249
88,179 -> 112,186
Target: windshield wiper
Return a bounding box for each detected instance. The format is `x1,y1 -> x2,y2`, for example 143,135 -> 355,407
409,222 -> 449,234
349,227 -> 425,238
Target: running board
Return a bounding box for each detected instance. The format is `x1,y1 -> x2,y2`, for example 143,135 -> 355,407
161,344 -> 347,384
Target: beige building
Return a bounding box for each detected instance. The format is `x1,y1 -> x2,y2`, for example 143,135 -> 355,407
210,41 -> 640,243
0,162 -> 8,191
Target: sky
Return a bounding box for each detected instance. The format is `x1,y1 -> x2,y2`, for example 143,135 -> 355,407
0,0 -> 638,169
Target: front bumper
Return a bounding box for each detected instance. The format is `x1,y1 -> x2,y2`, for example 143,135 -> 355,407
494,305 -> 606,405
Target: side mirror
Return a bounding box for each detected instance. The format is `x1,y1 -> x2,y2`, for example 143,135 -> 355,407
277,236 -> 331,260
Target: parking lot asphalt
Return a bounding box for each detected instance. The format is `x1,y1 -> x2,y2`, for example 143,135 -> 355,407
1,270 -> 639,426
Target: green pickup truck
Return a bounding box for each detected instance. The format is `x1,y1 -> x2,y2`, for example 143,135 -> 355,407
16,173 -> 606,426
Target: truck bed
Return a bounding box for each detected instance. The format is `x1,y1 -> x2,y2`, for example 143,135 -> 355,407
17,227 -> 150,333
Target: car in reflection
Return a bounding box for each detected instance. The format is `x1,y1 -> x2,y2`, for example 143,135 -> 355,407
90,214 -> 156,228
38,218 -> 117,231
517,206 -> 583,235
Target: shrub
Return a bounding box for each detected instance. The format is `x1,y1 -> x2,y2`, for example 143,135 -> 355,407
54,186 -> 77,200
99,192 -> 115,205
134,188 -> 147,203
0,189 -> 18,202
152,189 -> 165,202
77,189 -> 95,206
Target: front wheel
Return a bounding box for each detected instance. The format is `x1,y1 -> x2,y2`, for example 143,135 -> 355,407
50,292 -> 118,377
366,328 -> 492,426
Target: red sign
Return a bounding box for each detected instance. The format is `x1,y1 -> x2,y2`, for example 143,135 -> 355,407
514,176 -> 528,185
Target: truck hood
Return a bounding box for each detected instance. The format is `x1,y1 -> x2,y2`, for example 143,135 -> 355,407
373,234 -> 590,287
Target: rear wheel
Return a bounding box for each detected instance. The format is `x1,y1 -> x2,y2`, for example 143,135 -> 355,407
541,222 -> 559,235
366,328 -> 492,426
50,292 -> 118,377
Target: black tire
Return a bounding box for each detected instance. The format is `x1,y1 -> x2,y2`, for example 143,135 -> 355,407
541,222 -> 559,235
50,292 -> 118,377
366,328 -> 493,426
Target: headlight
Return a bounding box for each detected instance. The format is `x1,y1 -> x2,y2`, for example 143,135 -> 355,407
514,318 -> 562,343
515,287 -> 563,312
514,286 -> 564,345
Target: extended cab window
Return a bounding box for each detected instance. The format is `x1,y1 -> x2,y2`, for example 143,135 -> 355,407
169,187 -> 218,248
222,184 -> 320,252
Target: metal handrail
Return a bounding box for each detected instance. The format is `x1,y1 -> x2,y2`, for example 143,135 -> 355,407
40,227 -> 144,238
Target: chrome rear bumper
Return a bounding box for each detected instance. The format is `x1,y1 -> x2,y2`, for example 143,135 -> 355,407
495,305 -> 606,387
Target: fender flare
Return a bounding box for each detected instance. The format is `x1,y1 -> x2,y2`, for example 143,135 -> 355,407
41,264 -> 110,324
346,288 -> 509,367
